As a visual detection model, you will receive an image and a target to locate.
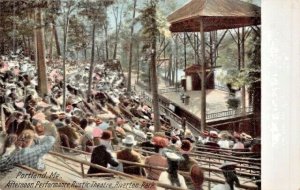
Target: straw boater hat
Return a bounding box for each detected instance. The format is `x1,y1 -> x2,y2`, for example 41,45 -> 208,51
122,135 -> 137,146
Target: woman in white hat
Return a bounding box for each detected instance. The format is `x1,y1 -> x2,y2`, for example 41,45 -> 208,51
157,151 -> 187,190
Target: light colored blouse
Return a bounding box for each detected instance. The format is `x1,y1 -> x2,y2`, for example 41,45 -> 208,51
156,171 -> 188,190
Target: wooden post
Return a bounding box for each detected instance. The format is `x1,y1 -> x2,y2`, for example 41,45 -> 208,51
80,163 -> 85,178
35,8 -> 48,97
175,34 -> 178,90
200,19 -> 206,132
184,32 -> 187,71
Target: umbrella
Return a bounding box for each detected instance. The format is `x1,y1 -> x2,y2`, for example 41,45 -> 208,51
98,122 -> 109,130
93,128 -> 103,138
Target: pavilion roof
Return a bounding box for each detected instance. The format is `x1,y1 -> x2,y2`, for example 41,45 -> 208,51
167,0 -> 261,32
185,64 -> 212,75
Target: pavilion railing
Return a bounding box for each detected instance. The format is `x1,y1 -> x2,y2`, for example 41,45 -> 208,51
206,107 -> 253,121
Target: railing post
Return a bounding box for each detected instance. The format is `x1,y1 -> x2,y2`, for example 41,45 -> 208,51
81,163 -> 85,178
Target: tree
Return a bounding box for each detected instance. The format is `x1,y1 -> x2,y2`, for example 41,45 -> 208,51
79,0 -> 112,99
126,0 -> 137,93
61,0 -> 77,111
248,27 -> 261,130
140,0 -> 161,132
112,1 -> 124,60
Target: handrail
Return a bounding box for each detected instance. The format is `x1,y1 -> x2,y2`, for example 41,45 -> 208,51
58,145 -> 261,174
49,151 -> 257,190
195,145 -> 260,155
49,151 -> 187,190
193,150 -> 261,162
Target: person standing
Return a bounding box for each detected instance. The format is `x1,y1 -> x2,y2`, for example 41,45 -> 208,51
87,131 -> 119,175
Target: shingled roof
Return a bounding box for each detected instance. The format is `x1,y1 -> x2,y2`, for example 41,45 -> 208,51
167,0 -> 261,32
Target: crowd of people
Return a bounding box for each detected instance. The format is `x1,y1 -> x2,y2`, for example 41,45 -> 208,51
0,55 -> 260,190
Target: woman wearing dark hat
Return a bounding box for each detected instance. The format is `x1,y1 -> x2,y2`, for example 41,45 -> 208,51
144,136 -> 168,180
190,164 -> 204,190
157,151 -> 187,190
87,130 -> 119,175
178,140 -> 198,172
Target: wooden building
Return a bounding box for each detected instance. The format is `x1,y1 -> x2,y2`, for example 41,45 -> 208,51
184,64 -> 214,91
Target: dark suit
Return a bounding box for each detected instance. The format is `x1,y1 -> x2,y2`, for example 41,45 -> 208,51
87,145 -> 119,174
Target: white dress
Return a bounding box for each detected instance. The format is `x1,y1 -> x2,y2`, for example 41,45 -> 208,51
156,171 -> 188,190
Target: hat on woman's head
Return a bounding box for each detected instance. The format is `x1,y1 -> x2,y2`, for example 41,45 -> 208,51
181,140 -> 193,152
122,134 -> 137,146
101,130 -> 112,140
163,150 -> 184,162
151,136 -> 169,148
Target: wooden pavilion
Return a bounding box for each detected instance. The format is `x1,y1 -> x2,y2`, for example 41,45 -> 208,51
167,0 -> 261,131
184,64 -> 214,91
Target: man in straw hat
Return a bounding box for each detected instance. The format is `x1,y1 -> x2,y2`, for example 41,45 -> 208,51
116,134 -> 144,175
87,130 -> 119,175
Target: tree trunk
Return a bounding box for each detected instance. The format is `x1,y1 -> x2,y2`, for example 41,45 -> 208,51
127,0 -> 137,93
52,20 -> 61,57
87,23 -> 96,100
175,35 -> 178,90
136,42 -> 140,83
49,23 -> 54,61
104,23 -> 109,61
200,19 -> 206,132
112,4 -> 123,60
150,1 -> 160,132
62,11 -> 70,111
35,9 -> 48,96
